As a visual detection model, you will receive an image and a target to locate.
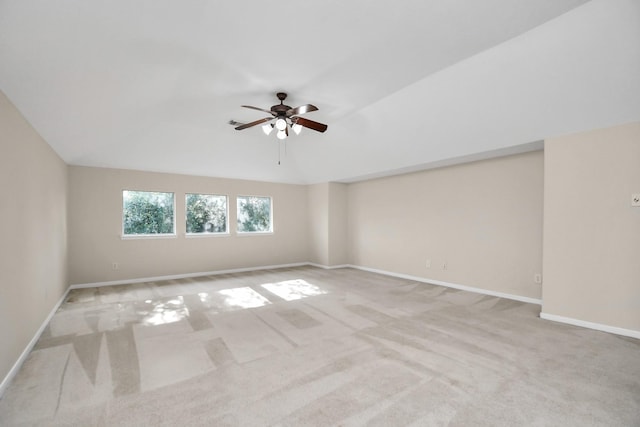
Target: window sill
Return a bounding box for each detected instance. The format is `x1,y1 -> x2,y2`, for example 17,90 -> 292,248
121,234 -> 177,240
236,231 -> 274,236
185,232 -> 230,238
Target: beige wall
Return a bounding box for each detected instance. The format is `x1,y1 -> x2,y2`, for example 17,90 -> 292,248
307,182 -> 349,267
348,151 -> 544,299
543,122 -> 640,331
328,183 -> 349,266
0,92 -> 68,384
307,183 -> 329,265
68,166 -> 309,284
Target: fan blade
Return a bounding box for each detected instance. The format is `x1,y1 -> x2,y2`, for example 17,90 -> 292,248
294,116 -> 328,133
242,105 -> 276,115
235,117 -> 273,130
286,104 -> 318,116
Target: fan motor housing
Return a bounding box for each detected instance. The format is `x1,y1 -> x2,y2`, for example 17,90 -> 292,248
271,104 -> 291,114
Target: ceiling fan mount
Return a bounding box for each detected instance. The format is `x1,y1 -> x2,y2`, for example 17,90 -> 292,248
230,92 -> 328,138
270,93 -> 291,115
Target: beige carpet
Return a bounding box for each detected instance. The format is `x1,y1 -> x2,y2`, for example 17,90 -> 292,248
1,266 -> 639,426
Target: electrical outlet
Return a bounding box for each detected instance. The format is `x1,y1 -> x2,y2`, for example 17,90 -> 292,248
112,262 -> 119,270
632,193 -> 640,207
425,259 -> 431,268
534,273 -> 542,284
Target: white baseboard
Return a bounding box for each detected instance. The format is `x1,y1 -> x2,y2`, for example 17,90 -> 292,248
69,262 -> 310,289
346,264 -> 542,305
307,263 -> 351,270
540,312 -> 640,340
0,287 -> 71,398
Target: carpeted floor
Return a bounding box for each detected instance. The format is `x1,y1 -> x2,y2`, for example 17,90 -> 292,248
1,266 -> 639,426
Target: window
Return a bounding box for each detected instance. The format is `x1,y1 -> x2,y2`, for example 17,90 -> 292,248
237,196 -> 272,233
186,193 -> 228,234
122,190 -> 175,236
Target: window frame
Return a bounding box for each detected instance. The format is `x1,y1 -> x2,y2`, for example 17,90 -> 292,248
185,192 -> 229,237
236,195 -> 274,235
121,189 -> 177,239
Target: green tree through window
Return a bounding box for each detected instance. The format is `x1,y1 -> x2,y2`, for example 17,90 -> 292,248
186,193 -> 227,233
123,191 -> 175,235
237,196 -> 272,233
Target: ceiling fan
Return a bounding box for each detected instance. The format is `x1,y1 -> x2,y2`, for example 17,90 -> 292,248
230,92 -> 328,140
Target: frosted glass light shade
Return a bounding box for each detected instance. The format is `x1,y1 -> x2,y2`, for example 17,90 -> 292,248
262,123 -> 274,135
292,123 -> 302,135
275,118 -> 287,131
276,129 -> 287,140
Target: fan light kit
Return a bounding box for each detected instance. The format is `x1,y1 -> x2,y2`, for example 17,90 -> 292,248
230,92 -> 327,141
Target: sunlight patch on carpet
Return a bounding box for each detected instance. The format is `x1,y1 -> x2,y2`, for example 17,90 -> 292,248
261,279 -> 327,301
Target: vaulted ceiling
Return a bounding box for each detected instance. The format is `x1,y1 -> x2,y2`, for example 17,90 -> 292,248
1,0 -> 639,184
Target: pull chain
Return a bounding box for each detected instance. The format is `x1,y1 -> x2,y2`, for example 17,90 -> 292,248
277,139 -> 288,165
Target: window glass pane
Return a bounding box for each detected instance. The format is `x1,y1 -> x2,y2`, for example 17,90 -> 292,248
186,193 -> 228,233
237,196 -> 272,233
123,190 -> 175,235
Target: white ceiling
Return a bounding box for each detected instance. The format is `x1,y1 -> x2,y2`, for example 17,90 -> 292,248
1,0 -> 639,184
